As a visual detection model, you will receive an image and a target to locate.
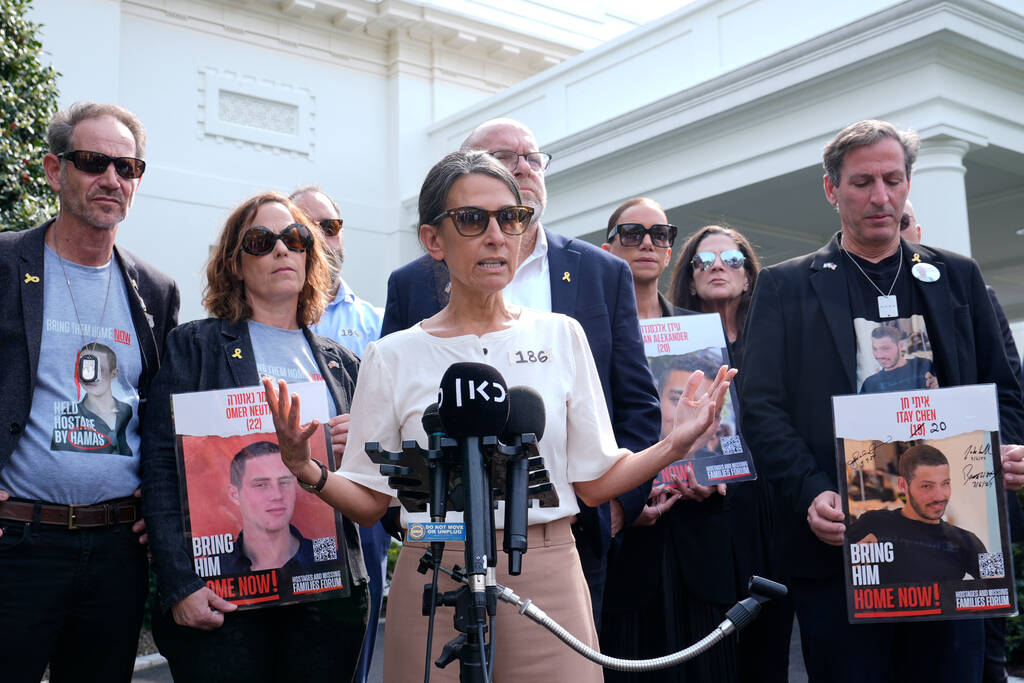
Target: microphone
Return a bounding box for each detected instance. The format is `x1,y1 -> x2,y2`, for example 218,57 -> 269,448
438,363 -> 509,610
501,386 -> 546,575
421,402 -> 449,524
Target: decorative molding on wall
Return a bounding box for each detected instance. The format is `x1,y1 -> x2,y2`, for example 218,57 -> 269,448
126,0 -> 578,91
197,68 -> 315,155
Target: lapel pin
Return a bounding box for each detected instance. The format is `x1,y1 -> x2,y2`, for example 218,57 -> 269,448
912,253 -> 921,263
444,282 -> 451,295
231,348 -> 243,359
912,262 -> 940,283
328,360 -> 339,369
24,273 -> 40,283
823,262 -> 837,271
562,271 -> 571,282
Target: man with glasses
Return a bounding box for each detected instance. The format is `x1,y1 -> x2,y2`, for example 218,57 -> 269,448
380,118 -> 660,625
289,185 -> 387,683
289,186 -> 383,355
741,119 -> 1024,682
0,102 -> 179,682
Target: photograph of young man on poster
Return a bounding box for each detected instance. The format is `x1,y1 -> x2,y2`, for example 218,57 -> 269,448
858,323 -> 938,394
218,441 -> 315,574
847,444 -> 986,584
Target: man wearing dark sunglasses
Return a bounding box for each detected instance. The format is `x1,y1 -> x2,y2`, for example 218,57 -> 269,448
742,119 -> 1024,683
290,185 -> 387,683
379,118 -> 661,627
0,102 -> 179,683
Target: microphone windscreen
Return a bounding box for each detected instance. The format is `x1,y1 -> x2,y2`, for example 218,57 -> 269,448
438,362 -> 509,438
502,386 -> 546,442
421,402 -> 443,435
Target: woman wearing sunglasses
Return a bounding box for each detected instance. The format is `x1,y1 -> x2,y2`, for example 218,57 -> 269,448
669,226 -> 792,683
140,192 -> 369,683
600,201 -> 740,683
262,152 -> 735,682
669,226 -> 759,368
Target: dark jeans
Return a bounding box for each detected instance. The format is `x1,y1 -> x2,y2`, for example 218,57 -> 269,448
153,582 -> 369,683
0,519 -> 148,683
792,574 -> 984,683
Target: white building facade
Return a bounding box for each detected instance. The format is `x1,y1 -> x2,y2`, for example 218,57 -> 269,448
31,0 -> 1024,346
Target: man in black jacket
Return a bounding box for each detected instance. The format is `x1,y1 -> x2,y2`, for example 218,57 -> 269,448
0,103 -> 179,683
742,119 -> 1024,683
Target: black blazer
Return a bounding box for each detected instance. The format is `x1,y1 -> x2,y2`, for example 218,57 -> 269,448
742,233 -> 1024,578
380,229 -> 662,553
0,220 -> 179,470
141,318 -> 366,611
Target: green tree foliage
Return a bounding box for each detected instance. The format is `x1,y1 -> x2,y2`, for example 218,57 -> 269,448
1,0 -> 60,232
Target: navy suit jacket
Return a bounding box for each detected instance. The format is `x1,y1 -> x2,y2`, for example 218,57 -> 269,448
381,229 -> 661,554
0,220 -> 179,471
742,234 -> 1024,579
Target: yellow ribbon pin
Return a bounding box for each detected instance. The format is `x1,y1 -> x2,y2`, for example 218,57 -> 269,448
912,253 -> 921,263
24,273 -> 40,283
562,272 -> 571,283
231,348 -> 243,359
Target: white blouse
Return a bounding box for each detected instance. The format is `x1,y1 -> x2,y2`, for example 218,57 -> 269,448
339,307 -> 626,528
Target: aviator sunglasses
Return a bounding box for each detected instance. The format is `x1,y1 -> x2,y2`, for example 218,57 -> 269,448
608,223 -> 678,248
317,218 -> 343,236
691,249 -> 746,272
57,150 -> 146,179
241,223 -> 314,256
431,205 -> 535,237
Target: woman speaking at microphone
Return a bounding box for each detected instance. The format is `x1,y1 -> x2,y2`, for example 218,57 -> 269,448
264,151 -> 735,683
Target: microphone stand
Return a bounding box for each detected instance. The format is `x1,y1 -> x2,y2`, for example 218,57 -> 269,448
423,434 -> 499,683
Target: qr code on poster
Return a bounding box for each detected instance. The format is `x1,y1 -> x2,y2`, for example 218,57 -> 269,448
313,537 -> 338,562
979,552 -> 1005,579
720,435 -> 743,455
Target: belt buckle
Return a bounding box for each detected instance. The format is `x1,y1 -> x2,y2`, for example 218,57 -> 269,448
67,504 -> 86,530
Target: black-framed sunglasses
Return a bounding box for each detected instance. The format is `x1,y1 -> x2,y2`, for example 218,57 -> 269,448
489,149 -> 552,173
608,223 -> 678,248
431,205 -> 535,237
241,223 -> 313,256
691,249 -> 746,272
317,218 -> 343,236
57,150 -> 146,179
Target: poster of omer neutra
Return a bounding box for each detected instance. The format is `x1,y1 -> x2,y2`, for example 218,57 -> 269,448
172,382 -> 349,609
833,384 -> 1014,623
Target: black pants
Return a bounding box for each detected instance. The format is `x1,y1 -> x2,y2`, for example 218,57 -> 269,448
0,519 -> 148,683
792,574 -> 984,683
153,582 -> 369,683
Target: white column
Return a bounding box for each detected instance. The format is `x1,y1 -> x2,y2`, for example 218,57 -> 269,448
909,136 -> 972,256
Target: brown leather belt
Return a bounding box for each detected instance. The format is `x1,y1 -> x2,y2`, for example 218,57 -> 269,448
0,497 -> 141,530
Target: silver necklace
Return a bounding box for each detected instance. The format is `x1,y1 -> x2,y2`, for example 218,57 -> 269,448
841,246 -> 902,319
55,223 -> 113,383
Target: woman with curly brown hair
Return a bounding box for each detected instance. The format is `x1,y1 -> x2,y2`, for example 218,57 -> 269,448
141,192 -> 369,683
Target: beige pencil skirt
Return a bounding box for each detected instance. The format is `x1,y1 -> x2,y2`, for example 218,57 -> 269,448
381,517 -> 604,682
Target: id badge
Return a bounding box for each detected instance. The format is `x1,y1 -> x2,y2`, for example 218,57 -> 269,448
877,295 -> 898,319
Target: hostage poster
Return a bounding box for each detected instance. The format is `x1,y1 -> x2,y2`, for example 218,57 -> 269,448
833,384 -> 1015,623
172,382 -> 350,610
641,313 -> 756,486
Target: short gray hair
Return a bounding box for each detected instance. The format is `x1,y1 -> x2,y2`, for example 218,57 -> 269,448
822,119 -> 919,187
418,151 -> 521,228
47,102 -> 146,158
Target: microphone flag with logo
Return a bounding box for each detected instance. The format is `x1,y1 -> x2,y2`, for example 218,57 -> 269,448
437,362 -> 509,438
